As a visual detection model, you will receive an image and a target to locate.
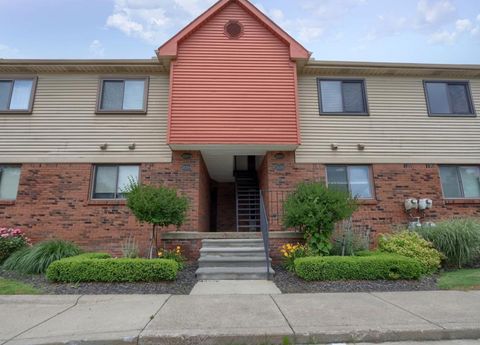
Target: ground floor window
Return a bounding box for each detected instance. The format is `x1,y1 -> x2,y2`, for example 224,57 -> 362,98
326,165 -> 373,199
439,165 -> 480,199
0,165 -> 21,200
92,165 -> 140,199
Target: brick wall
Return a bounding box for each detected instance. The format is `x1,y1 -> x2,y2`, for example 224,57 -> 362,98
261,151 -> 480,241
0,151 -> 210,256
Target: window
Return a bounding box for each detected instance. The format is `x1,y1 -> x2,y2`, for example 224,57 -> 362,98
0,166 -> 21,200
92,165 -> 140,199
326,165 -> 373,199
424,81 -> 475,116
97,78 -> 148,112
439,165 -> 480,199
318,79 -> 368,115
0,78 -> 36,112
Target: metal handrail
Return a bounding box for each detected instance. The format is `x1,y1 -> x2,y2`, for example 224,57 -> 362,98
259,190 -> 270,279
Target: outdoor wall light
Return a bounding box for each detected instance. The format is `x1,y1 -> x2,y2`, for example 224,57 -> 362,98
331,143 -> 338,150
181,152 -> 193,160
99,143 -> 108,151
274,152 -> 285,159
358,143 -> 366,151
128,143 -> 136,151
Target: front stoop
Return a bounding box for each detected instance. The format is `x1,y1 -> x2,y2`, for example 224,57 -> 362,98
195,239 -> 274,280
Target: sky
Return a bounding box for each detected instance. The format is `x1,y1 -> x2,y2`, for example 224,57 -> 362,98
0,0 -> 479,64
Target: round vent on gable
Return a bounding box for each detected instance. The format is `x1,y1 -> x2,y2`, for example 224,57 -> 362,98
225,20 -> 243,39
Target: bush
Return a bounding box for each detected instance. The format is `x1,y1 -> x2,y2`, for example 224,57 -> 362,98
417,218 -> 480,268
125,182 -> 188,259
0,228 -> 30,263
294,253 -> 424,281
280,243 -> 312,272
46,254 -> 178,282
283,183 -> 357,255
158,246 -> 186,270
330,220 -> 370,256
2,240 -> 82,274
121,236 -> 139,258
378,231 -> 442,274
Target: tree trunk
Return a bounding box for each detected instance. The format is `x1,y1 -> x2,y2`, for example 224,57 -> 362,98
149,224 -> 157,259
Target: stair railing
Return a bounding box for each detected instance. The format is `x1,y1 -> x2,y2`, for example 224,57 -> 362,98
259,190 -> 270,279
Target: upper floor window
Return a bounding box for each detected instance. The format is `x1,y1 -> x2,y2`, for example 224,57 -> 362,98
439,165 -> 480,199
326,165 -> 373,199
0,165 -> 21,200
424,81 -> 475,117
0,78 -> 36,113
97,78 -> 148,113
317,79 -> 368,115
92,165 -> 140,199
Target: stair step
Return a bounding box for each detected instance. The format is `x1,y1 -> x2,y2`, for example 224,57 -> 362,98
202,239 -> 263,247
200,247 -> 265,256
198,256 -> 271,268
195,267 -> 275,280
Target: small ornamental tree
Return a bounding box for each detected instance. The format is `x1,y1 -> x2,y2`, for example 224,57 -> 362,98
125,182 -> 188,259
283,182 -> 357,256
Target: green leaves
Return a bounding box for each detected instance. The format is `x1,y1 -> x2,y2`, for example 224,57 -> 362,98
2,240 -> 82,274
46,254 -> 178,282
294,253 -> 424,281
379,231 -> 442,274
417,219 -> 480,269
283,182 -> 357,255
125,182 -> 188,227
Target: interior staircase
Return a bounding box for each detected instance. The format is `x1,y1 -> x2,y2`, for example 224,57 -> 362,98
235,172 -> 261,232
195,239 -> 274,280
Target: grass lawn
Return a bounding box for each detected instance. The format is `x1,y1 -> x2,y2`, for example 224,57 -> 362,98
0,278 -> 42,295
438,269 -> 480,290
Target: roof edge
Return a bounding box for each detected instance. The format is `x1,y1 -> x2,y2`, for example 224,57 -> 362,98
156,0 -> 311,61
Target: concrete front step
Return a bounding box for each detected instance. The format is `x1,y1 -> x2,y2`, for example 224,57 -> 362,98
201,239 -> 263,248
195,267 -> 275,280
200,247 -> 265,257
198,255 -> 271,268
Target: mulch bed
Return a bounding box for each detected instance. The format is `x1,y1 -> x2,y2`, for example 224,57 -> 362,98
0,264 -> 198,295
272,265 -> 439,293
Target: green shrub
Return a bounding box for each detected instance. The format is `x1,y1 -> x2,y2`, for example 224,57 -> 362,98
125,182 -> 188,259
0,228 -> 30,263
378,231 -> 442,274
417,218 -> 480,268
121,236 -> 140,258
46,254 -> 178,282
158,246 -> 186,270
280,243 -> 312,272
3,240 -> 82,274
294,253 -> 424,281
283,183 -> 357,255
330,220 -> 370,256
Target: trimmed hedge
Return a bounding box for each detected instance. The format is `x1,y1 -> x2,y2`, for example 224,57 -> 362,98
46,253 -> 178,282
294,253 -> 424,281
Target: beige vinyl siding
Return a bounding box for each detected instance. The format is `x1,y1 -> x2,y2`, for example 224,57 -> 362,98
296,75 -> 480,164
0,73 -> 171,163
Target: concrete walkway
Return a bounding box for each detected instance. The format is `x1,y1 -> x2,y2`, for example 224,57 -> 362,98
1,291 -> 480,345
190,280 -> 282,295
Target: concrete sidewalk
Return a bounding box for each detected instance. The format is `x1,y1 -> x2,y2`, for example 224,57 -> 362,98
1,291 -> 480,345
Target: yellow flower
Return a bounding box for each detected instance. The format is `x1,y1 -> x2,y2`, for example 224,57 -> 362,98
176,246 -> 181,250
283,252 -> 289,257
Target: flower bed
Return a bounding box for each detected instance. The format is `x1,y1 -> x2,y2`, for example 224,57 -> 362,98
0,228 -> 30,263
46,253 -> 179,282
294,253 -> 424,281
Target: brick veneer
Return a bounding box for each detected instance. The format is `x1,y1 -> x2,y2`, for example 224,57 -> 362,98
260,151 -> 480,242
0,151 -> 211,256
